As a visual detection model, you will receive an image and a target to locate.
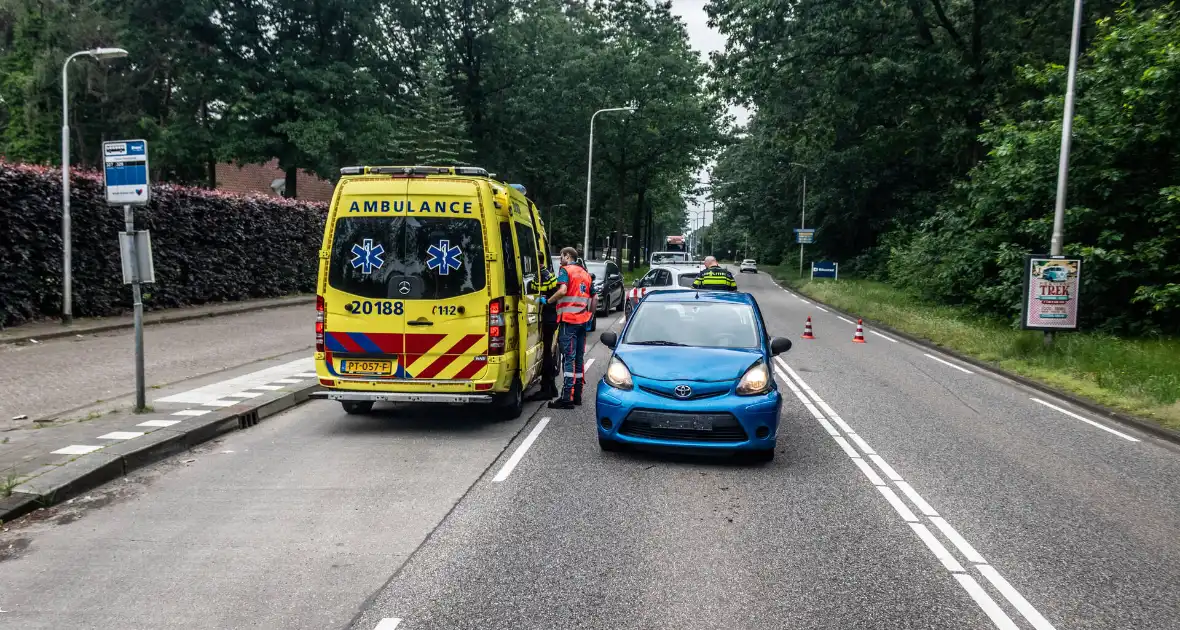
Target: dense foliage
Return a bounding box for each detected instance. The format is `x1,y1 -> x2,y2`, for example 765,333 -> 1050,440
706,0 -> 1179,334
0,162 -> 325,328
0,0 -> 722,274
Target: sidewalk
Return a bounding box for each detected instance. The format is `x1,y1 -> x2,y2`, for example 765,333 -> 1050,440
0,294 -> 316,345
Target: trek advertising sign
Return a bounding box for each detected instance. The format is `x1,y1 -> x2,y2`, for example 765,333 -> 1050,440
1021,256 -> 1083,331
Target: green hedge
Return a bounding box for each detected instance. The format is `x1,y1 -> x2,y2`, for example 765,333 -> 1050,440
0,161 -> 327,328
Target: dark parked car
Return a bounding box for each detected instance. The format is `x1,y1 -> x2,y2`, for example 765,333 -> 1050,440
585,260 -> 625,316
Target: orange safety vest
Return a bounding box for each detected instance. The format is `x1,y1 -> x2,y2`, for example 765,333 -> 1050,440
557,264 -> 593,325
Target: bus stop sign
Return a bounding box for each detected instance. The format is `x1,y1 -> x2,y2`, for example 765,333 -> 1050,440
103,140 -> 150,206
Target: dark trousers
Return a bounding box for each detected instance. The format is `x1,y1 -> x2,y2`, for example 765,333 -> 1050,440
540,319 -> 558,395
558,321 -> 587,402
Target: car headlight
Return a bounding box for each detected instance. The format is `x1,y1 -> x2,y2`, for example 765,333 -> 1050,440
736,360 -> 770,395
604,356 -> 633,390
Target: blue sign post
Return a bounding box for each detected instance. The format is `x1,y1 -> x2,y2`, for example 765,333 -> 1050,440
104,139 -> 152,411
811,261 -> 839,280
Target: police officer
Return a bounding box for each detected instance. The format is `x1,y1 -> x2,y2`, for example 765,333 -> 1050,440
548,247 -> 593,409
527,265 -> 560,401
692,256 -> 738,290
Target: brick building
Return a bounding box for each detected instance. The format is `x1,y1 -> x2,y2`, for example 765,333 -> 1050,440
215,159 -> 335,202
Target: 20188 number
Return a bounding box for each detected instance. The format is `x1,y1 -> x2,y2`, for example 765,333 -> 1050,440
347,300 -> 403,315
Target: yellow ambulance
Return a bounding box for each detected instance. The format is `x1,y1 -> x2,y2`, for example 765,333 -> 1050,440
311,165 -> 551,419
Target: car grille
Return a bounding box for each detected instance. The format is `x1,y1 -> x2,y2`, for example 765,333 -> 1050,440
619,410 -> 748,443
638,385 -> 726,401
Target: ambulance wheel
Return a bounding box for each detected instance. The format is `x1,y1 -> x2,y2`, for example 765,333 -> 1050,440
341,401 -> 374,415
493,378 -> 523,421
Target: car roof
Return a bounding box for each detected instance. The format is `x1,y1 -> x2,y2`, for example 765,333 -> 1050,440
644,289 -> 754,305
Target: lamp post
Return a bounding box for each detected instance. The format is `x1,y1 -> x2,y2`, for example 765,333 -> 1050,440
61,47 -> 129,325
1046,0 -> 1084,347
547,203 -> 567,245
583,106 -> 636,259
790,162 -> 813,277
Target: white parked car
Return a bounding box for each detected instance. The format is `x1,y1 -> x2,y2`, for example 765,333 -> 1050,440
624,263 -> 705,317
739,259 -> 758,273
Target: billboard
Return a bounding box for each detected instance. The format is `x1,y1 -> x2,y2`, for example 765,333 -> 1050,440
1021,256 -> 1083,330
794,228 -> 815,244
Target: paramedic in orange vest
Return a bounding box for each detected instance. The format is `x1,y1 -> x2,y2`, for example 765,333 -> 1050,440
548,247 -> 592,409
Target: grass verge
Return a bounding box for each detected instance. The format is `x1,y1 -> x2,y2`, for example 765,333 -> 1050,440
765,266 -> 1180,432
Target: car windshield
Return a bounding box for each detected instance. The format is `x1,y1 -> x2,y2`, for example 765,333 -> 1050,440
585,263 -> 607,279
652,253 -> 687,264
677,273 -> 698,288
623,301 -> 760,349
743,260 -> 756,264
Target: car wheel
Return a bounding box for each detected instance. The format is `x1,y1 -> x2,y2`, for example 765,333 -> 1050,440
492,377 -> 523,421
747,448 -> 775,463
341,400 -> 374,415
624,300 -> 633,319
599,437 -> 623,452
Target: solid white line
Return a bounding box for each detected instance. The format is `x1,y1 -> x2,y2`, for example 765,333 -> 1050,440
975,564 -> 1059,630
172,409 -> 212,417
816,417 -> 840,437
373,619 -> 402,630
138,420 -> 181,428
869,330 -> 899,343
929,517 -> 987,564
868,453 -> 903,481
853,458 -> 886,485
1030,398 -> 1139,442
894,481 -> 939,517
832,435 -> 861,458
52,444 -> 102,455
878,486 -> 919,522
98,431 -> 145,440
847,433 -> 876,455
492,417 -> 551,482
954,574 -> 1021,630
910,522 -> 965,572
584,358 -> 596,371
802,402 -> 826,420
923,353 -> 974,374
815,306 -> 829,313
837,316 -> 855,325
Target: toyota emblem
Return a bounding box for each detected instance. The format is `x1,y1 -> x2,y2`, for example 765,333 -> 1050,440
399,281 -> 411,295
674,385 -> 692,398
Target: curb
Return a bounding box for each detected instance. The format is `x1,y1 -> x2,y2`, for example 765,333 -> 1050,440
769,277 -> 1180,448
0,296 -> 316,346
0,382 -> 321,524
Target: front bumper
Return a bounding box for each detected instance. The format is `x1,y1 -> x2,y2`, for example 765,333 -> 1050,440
595,380 -> 781,451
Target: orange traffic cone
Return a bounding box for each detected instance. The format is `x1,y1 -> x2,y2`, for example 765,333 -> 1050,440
853,319 -> 867,343
802,316 -> 815,339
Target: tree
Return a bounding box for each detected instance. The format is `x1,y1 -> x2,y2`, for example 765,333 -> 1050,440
390,52 -> 474,165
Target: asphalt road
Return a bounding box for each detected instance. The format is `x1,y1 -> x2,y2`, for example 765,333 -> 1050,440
2,273 -> 1179,630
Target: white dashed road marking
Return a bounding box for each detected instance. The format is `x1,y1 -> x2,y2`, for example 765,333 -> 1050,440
156,358 -> 313,404
98,431 -> 145,440
138,420 -> 181,428
774,356 -> 1058,630
373,619 -> 402,630
52,445 -> 102,455
493,417 -> 551,482
836,315 -> 855,325
869,330 -> 899,343
815,306 -> 829,313
923,353 -> 974,374
172,409 -> 212,417
1030,398 -> 1139,442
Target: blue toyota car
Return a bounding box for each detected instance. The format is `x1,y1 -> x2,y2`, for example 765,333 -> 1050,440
596,290 -> 793,462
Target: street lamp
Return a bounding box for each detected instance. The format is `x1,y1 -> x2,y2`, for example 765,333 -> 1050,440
546,203 -> 567,244
790,162 -> 813,277
61,46 -> 129,325
583,105 -> 636,258
1046,0 -> 1084,347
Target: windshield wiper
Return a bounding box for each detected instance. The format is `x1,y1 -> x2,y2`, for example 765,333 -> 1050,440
627,340 -> 687,346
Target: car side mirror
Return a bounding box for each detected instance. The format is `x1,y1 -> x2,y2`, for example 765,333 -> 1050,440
770,336 -> 792,356
610,273 -> 621,281
632,278 -> 642,288
600,331 -> 618,349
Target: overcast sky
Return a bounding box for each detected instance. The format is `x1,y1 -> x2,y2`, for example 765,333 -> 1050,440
667,0 -> 747,229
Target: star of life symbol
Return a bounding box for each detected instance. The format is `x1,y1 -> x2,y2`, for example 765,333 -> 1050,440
350,239 -> 385,274
427,240 -> 463,275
